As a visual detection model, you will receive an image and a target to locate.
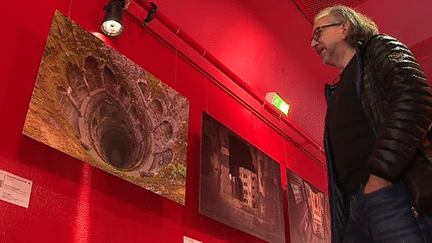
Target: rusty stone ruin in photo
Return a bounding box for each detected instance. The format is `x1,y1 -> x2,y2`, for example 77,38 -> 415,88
23,11 -> 189,205
199,112 -> 285,243
286,169 -> 331,243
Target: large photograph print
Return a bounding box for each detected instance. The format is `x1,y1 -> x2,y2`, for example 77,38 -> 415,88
199,112 -> 285,243
23,11 -> 189,205
286,169 -> 331,242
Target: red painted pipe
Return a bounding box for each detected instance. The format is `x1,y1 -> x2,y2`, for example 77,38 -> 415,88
134,0 -> 324,154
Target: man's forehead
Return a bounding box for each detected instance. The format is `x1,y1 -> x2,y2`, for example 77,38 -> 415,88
313,15 -> 335,28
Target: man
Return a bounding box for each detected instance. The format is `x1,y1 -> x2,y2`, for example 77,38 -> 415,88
311,5 -> 432,243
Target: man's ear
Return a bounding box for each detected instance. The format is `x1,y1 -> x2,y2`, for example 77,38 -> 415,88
341,22 -> 350,39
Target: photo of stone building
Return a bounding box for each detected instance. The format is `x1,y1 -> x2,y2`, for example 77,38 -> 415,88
286,169 -> 331,243
22,11 -> 189,205
200,112 -> 285,243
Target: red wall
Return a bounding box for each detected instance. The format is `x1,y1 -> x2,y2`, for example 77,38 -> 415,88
0,0 -> 328,242
411,37 -> 432,83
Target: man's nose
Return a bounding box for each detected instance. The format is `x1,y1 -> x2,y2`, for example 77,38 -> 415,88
311,38 -> 318,49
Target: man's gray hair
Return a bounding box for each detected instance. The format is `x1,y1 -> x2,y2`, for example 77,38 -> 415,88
315,5 -> 379,47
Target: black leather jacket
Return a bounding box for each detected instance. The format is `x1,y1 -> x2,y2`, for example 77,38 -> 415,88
324,34 -> 432,242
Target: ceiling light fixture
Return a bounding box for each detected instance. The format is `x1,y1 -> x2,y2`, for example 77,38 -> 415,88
101,0 -> 126,37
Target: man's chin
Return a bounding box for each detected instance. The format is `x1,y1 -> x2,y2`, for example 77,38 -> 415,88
322,58 -> 331,66
319,52 -> 330,65
321,55 -> 335,67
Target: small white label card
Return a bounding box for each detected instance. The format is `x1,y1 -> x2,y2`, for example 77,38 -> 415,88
184,236 -> 202,243
0,169 -> 33,208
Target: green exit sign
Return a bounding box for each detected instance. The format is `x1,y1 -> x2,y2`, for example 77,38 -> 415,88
265,92 -> 290,116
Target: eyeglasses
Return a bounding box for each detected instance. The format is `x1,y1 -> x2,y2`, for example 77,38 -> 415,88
311,23 -> 343,42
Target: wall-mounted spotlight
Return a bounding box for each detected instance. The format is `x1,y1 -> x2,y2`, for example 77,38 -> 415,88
101,0 -> 126,37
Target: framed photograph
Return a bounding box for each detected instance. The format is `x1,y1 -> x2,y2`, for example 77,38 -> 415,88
23,11 -> 189,205
199,111 -> 285,243
286,168 -> 331,242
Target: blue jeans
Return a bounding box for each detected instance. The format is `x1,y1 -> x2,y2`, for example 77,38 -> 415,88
344,180 -> 432,243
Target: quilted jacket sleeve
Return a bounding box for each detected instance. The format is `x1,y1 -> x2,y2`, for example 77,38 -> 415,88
363,34 -> 432,181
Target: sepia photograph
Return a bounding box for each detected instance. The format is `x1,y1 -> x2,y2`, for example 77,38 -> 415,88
199,111 -> 285,243
286,168 -> 331,243
23,10 -> 189,205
